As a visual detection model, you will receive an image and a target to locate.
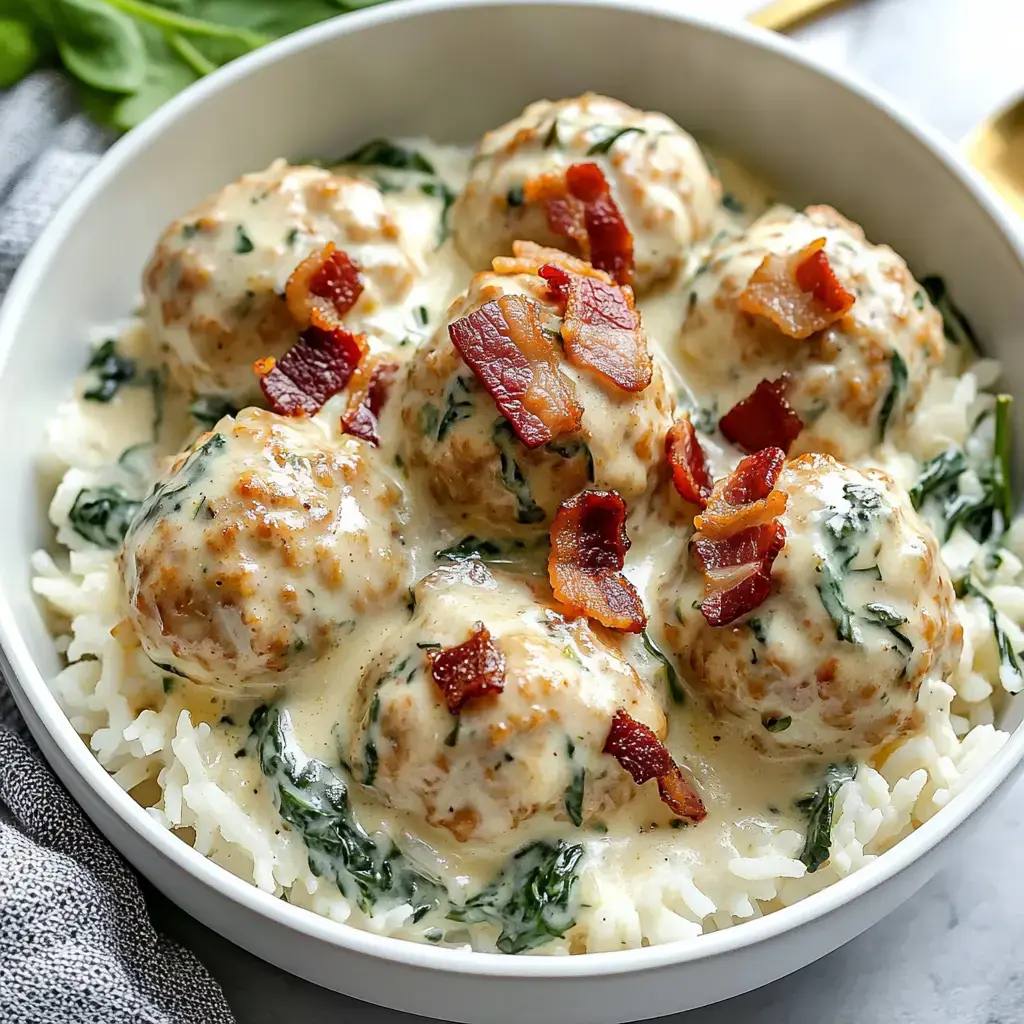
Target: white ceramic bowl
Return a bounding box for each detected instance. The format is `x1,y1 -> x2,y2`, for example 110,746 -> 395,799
2,3 -> 1024,1021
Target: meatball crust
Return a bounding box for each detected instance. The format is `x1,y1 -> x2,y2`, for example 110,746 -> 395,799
676,205 -> 945,460
121,408 -> 409,693
398,266 -> 674,538
142,160 -> 431,406
662,454 -> 961,758
452,95 -> 721,292
347,561 -> 666,843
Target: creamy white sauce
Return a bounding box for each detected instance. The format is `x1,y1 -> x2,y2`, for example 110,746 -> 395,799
61,124 -> 969,948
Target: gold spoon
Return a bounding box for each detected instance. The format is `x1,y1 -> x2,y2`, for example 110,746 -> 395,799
964,99 -> 1024,218
748,0 -> 857,32
751,1 -> 1024,214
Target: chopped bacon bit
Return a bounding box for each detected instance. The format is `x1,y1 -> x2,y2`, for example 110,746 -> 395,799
552,270 -> 652,392
692,521 -> 787,626
548,490 -> 647,632
448,295 -> 582,448
286,242 -> 364,330
525,163 -> 634,286
719,377 -> 804,454
695,448 -> 787,540
493,240 -> 606,280
658,766 -> 708,822
255,326 -> 366,416
692,524 -> 786,626
428,622 -> 506,712
738,237 -> 855,339
665,417 -> 712,508
690,451 -> 789,627
603,709 -> 706,822
341,357 -> 398,446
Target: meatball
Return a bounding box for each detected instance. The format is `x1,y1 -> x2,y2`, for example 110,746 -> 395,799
675,205 -> 945,461
452,95 -> 720,292
121,408 -> 409,693
398,264 -> 674,538
347,560 -> 666,843
142,161 -> 432,406
661,454 -> 961,758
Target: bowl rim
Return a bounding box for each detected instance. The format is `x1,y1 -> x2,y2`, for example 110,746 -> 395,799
2,0 -> 1024,980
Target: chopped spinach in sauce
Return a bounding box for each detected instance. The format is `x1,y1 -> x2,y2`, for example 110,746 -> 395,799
83,340 -> 136,403
447,839 -> 584,953
797,762 -> 857,872
436,376 -> 474,442
546,438 -> 595,482
68,486 -> 140,548
641,629 -> 685,704
962,580 -> 1024,694
340,139 -> 435,175
911,394 -> 1013,543
189,394 -> 239,429
249,705 -> 442,918
586,125 -> 645,155
922,275 -> 980,352
130,432 -> 227,533
492,419 -> 546,524
564,738 -> 585,828
877,350 -> 908,438
234,225 -> 255,254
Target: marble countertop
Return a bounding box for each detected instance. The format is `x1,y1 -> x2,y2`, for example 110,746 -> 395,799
147,1 -> 1024,1020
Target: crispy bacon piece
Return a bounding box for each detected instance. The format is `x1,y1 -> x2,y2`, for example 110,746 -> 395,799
286,242 -> 364,330
340,357 -> 398,446
602,709 -> 706,823
540,264 -> 652,393
719,377 -> 804,454
492,240 -> 606,280
691,521 -> 787,627
525,163 -> 634,286
695,448 -> 787,540
428,622 -> 506,712
255,326 -> 367,416
738,237 -> 855,339
548,490 -> 646,632
690,449 -> 789,627
665,417 -> 712,508
448,294 -> 582,448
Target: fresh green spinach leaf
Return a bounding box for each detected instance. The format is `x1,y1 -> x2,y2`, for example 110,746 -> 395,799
53,0 -> 146,93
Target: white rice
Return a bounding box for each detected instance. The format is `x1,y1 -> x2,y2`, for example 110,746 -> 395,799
29,327 -> 1018,955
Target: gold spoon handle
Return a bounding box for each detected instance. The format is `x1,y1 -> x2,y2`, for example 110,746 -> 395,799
748,0 -> 855,32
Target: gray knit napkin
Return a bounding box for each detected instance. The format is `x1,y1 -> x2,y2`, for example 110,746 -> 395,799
0,73 -> 234,1024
